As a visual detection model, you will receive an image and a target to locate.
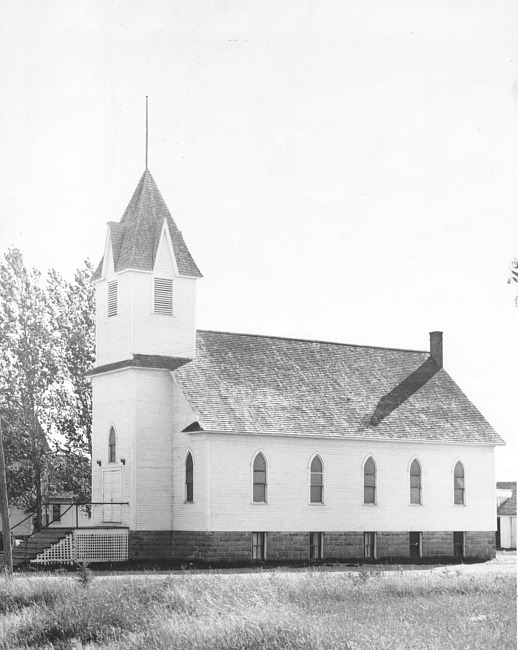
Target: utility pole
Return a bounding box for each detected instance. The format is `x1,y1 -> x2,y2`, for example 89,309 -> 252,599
0,417 -> 13,578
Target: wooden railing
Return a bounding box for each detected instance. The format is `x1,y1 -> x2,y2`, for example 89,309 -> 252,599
10,502 -> 130,564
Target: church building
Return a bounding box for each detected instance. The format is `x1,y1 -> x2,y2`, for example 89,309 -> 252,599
87,167 -> 503,563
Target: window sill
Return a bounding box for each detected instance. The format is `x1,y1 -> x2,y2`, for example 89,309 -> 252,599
308,502 -> 325,506
251,501 -> 268,505
362,503 -> 377,506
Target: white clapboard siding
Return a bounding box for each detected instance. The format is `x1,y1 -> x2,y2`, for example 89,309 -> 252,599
172,430 -> 496,534
94,271 -> 197,367
132,273 -> 196,359
499,516 -> 516,549
133,369 -> 175,530
94,273 -> 132,366
91,371 -> 134,528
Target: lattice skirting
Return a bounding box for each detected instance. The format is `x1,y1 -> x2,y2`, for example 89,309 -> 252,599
32,529 -> 129,565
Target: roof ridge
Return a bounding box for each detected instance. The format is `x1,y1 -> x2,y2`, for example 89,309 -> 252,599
197,329 -> 428,355
121,169 -> 147,222
124,170 -> 152,269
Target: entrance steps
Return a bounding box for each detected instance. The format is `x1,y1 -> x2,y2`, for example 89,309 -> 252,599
11,528 -> 73,568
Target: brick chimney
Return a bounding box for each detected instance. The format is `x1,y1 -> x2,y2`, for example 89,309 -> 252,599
430,331 -> 443,368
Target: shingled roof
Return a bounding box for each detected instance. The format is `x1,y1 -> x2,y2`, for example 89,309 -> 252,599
92,169 -> 202,281
172,330 -> 504,445
86,354 -> 191,377
497,482 -> 516,516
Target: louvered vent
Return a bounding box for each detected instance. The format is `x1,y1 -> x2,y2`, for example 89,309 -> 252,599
107,281 -> 117,317
154,278 -> 173,315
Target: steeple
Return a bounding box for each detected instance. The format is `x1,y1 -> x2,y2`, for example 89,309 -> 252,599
92,170 -> 202,281
92,168 -> 201,367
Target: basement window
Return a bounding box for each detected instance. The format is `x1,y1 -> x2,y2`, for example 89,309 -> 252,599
108,281 -> 118,317
409,531 -> 422,558
252,532 -> 266,560
309,532 -> 323,559
364,532 -> 376,559
453,532 -> 464,558
154,278 -> 173,315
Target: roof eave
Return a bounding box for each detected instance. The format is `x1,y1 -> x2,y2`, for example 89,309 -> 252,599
184,428 -> 504,445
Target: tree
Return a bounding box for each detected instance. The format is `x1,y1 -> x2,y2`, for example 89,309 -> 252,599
44,262 -> 94,502
0,251 -> 94,527
0,249 -> 57,528
0,417 -> 13,578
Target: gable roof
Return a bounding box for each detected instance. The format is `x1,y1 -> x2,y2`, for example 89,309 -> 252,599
172,330 -> 504,445
497,482 -> 516,515
92,170 -> 202,281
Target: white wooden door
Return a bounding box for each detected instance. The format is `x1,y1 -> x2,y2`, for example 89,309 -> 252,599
103,469 -> 122,523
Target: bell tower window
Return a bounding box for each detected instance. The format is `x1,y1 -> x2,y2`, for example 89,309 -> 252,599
108,280 -> 118,317
154,278 -> 173,315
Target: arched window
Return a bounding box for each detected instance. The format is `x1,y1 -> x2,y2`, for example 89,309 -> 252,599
185,453 -> 194,503
310,455 -> 323,503
108,427 -> 116,463
253,453 -> 267,502
410,459 -> 422,504
454,461 -> 465,505
363,456 -> 376,504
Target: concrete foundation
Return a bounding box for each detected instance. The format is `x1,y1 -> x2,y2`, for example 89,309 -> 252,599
127,530 -> 496,562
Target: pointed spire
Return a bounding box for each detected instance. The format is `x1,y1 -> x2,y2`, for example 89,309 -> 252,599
145,96 -> 149,170
91,169 -> 202,281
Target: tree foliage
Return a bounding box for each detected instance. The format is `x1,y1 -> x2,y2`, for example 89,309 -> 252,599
0,249 -> 94,519
45,262 -> 94,502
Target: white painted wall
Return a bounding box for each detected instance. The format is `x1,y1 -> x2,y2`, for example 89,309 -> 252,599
130,273 -> 197,360
94,272 -> 132,366
91,371 -> 134,527
94,271 -> 196,366
171,377 -> 211,531
173,432 -> 496,533
92,367 -> 182,531
132,368 -> 175,530
154,227 -> 176,275
499,516 -> 516,548
93,228 -> 197,367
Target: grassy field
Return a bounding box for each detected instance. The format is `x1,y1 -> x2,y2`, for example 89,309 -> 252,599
0,565 -> 515,649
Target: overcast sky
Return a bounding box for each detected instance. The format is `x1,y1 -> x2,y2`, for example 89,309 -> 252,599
1,1 -> 517,479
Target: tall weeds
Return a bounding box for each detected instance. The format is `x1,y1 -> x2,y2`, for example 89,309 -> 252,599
0,569 -> 515,649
